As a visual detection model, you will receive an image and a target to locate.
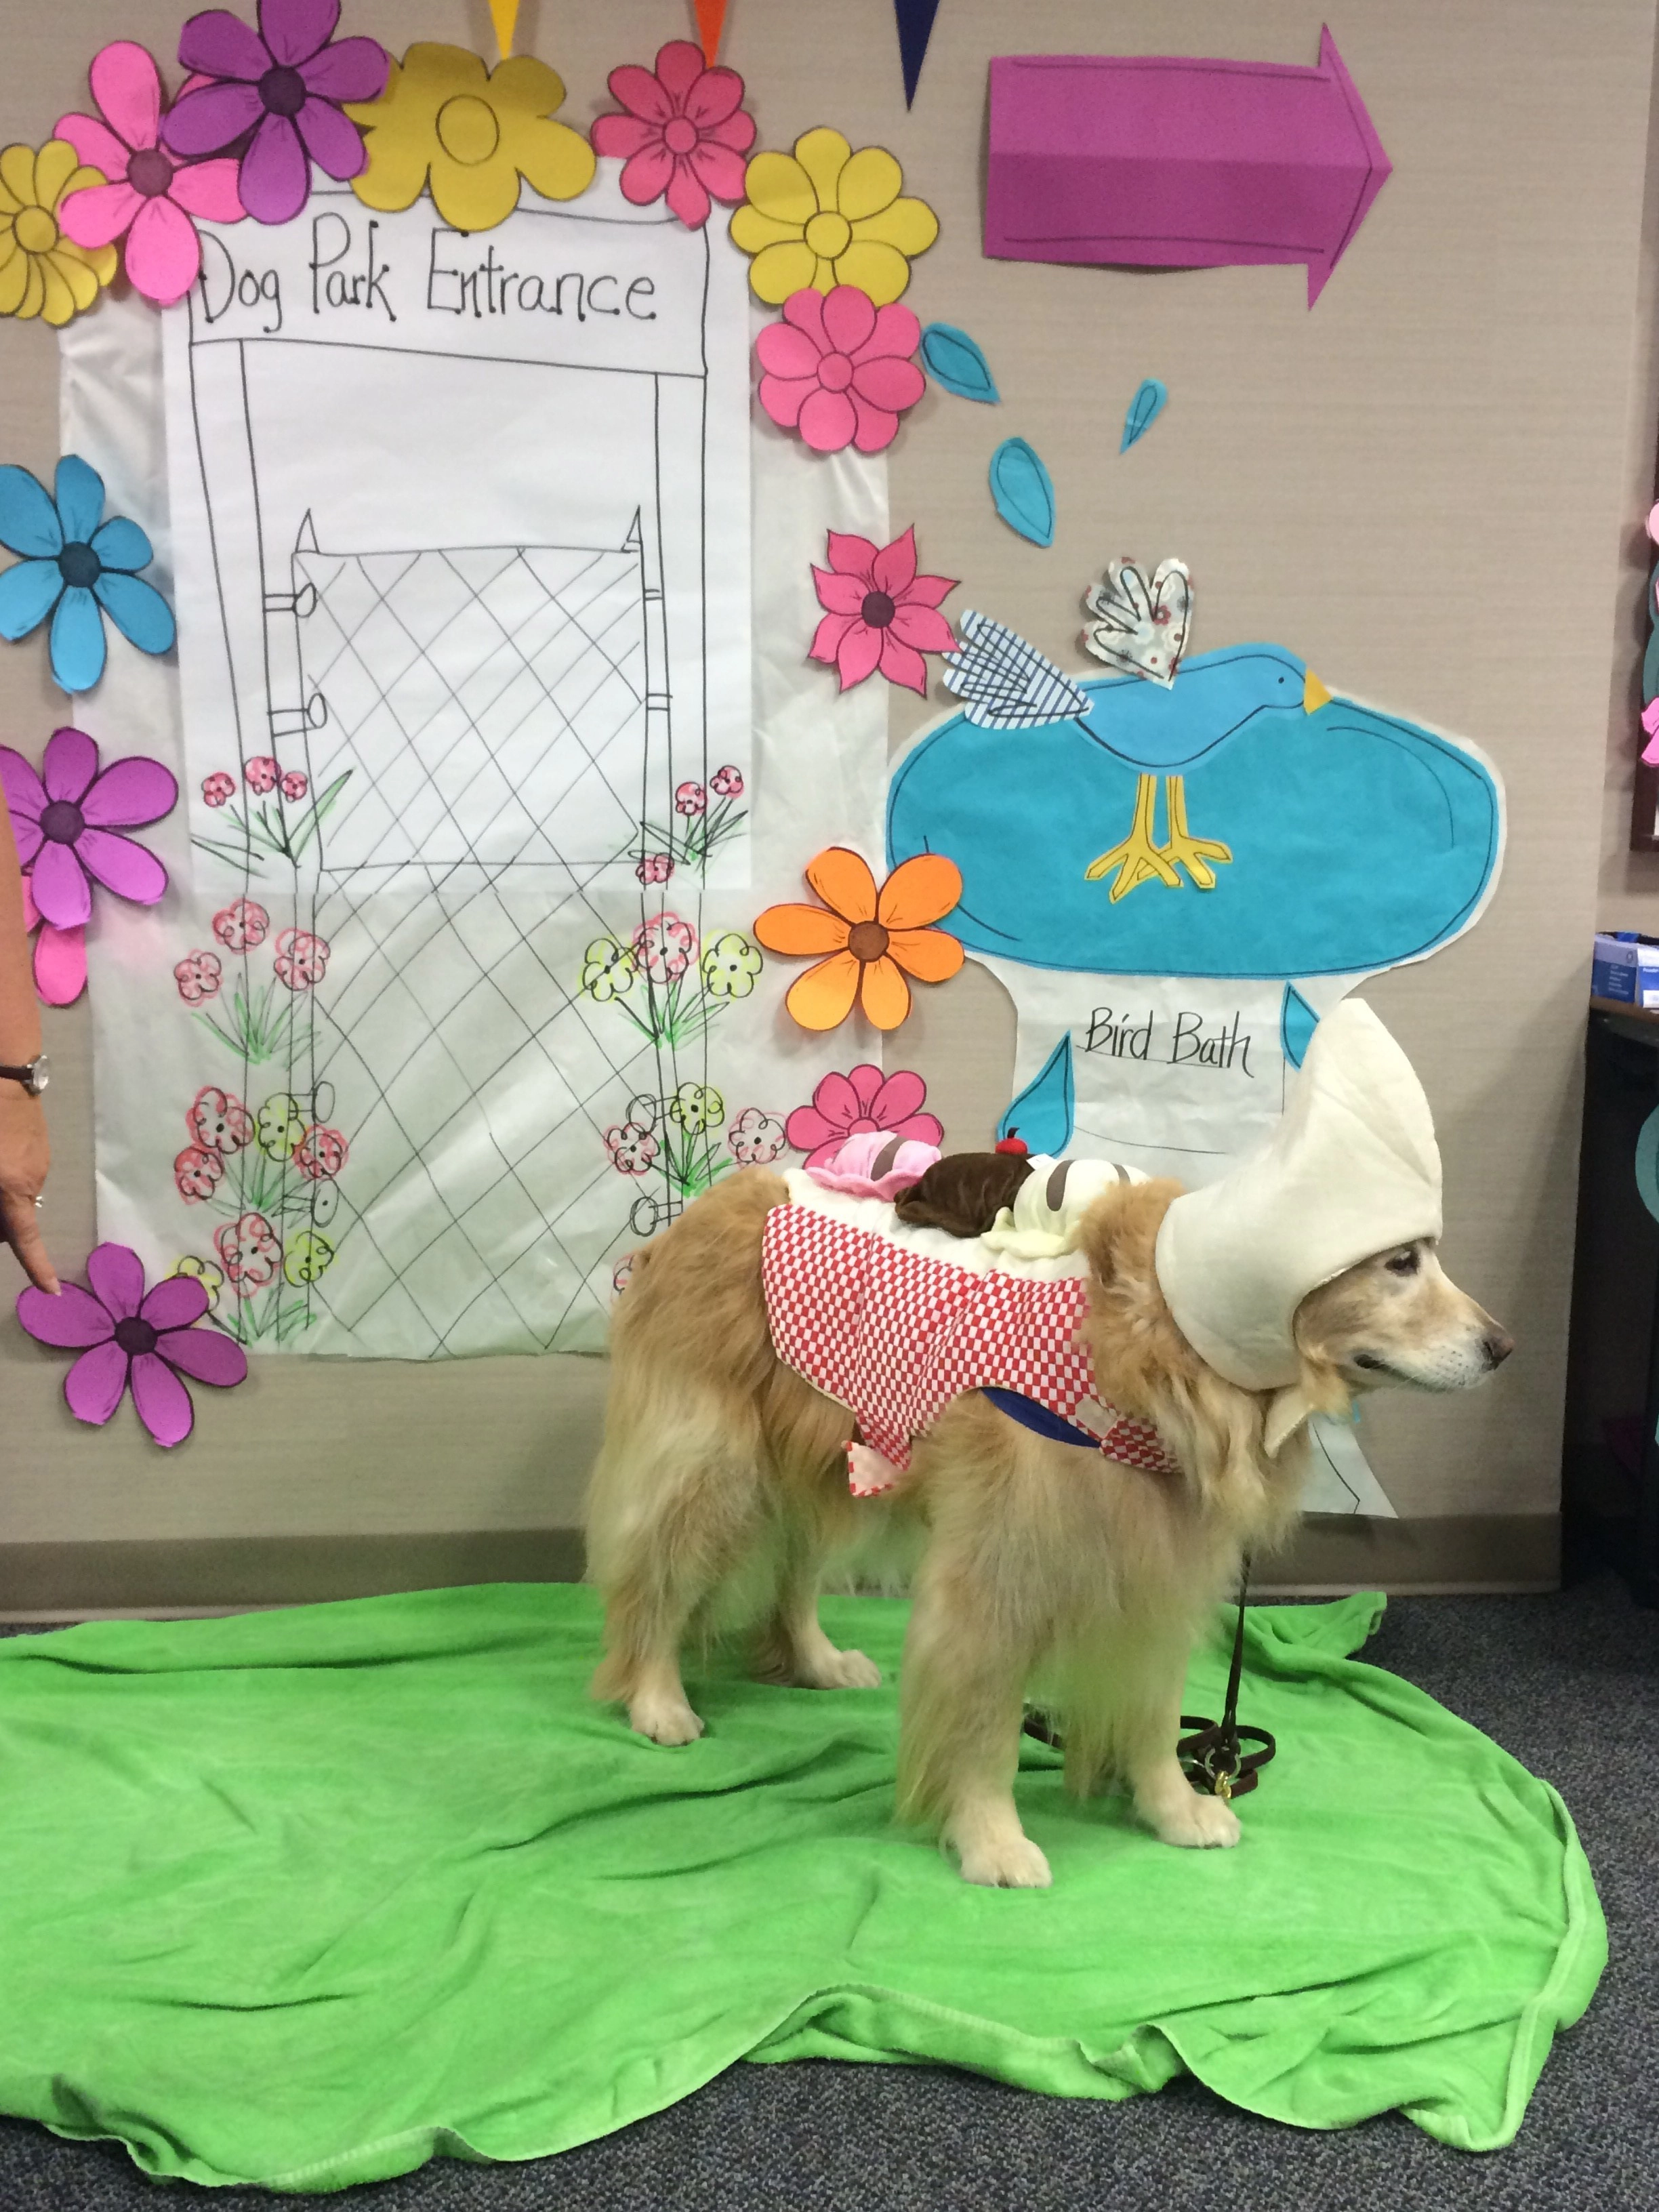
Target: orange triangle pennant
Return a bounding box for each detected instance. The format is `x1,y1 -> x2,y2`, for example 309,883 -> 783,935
693,0 -> 728,65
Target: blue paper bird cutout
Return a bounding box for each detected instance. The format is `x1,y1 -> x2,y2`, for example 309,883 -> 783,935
887,639 -> 1502,980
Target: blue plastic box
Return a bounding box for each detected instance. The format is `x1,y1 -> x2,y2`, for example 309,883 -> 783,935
1593,932 -> 1659,1006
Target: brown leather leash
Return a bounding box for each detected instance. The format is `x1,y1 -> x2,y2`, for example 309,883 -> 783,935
1022,1570 -> 1277,1800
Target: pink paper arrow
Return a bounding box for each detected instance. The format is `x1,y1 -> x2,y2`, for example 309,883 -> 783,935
985,25 -> 1391,306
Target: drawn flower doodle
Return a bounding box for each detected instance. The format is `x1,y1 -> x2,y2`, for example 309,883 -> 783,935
710,764 -> 743,798
605,1122 -> 659,1176
163,0 -> 390,228
54,40 -> 245,307
728,1107 -> 786,1165
188,1085 -> 253,1155
346,43 -> 594,232
755,287 -> 924,456
174,951 -> 223,1004
810,525 -> 956,695
591,39 -> 754,230
0,138 -> 118,326
732,127 -> 938,304
174,1145 -> 224,1202
171,1254 -> 224,1309
280,769 -> 308,800
295,1124 -> 347,1180
201,771 -> 234,806
611,1254 -> 635,1297
274,926 -> 329,989
755,848 -> 964,1032
255,1091 -> 305,1159
0,456 -> 176,695
784,1062 -> 943,1168
214,1210 -> 282,1294
635,853 -> 674,886
581,937 -> 636,1002
245,755 -> 279,794
212,896 -> 269,951
16,1242 -> 247,1447
674,781 -> 706,816
632,912 -> 697,985
668,1082 -> 724,1136
283,1229 -> 333,1285
699,932 -> 762,1000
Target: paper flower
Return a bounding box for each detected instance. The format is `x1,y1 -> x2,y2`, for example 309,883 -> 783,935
16,1243 -> 247,1448
0,139 -> 117,325
162,1 -> 389,227
346,44 -> 594,234
731,127 -> 938,305
784,1062 -> 943,1168
590,40 -> 754,229
727,1107 -> 785,1165
811,527 -> 956,695
18,876 -> 84,1008
756,288 -> 924,455
54,42 -> 245,306
0,456 -> 176,695
754,848 -> 963,1031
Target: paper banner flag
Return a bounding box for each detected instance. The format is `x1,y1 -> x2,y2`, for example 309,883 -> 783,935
487,0 -> 518,59
694,0 -> 729,65
920,323 -> 998,403
989,438 -> 1054,546
1121,378 -> 1167,451
895,0 -> 942,106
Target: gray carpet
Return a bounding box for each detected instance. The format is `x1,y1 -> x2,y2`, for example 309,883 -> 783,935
0,1574 -> 1652,2210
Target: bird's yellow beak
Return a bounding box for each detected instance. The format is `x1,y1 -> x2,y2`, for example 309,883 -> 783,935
1303,668 -> 1332,714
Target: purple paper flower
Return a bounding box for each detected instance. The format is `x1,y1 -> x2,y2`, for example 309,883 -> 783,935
0,726 -> 175,929
17,1243 -> 248,1448
161,1 -> 389,228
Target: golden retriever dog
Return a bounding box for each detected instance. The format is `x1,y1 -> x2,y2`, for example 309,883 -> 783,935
586,1168 -> 1510,1888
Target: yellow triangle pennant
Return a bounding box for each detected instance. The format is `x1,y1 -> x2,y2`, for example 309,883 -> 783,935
487,0 -> 518,60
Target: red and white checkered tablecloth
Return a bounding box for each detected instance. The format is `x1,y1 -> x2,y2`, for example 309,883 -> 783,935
761,1199 -> 1179,1486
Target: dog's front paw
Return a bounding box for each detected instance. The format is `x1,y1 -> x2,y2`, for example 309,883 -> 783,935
628,1694 -> 705,1746
955,1832 -> 1053,1889
823,1646 -> 882,1690
1148,1790 -> 1241,1849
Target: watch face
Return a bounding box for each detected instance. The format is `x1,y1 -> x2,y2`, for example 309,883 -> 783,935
30,1054 -> 47,1097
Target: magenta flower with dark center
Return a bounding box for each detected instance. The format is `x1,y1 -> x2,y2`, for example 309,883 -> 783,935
0,724 -> 175,928
18,1243 -> 247,1448
161,1 -> 389,228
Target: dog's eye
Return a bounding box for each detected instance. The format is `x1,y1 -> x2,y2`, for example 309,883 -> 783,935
1386,1250 -> 1420,1277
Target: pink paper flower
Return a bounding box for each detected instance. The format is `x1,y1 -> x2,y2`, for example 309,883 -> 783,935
201,770 -> 234,806
0,726 -> 175,928
174,1143 -> 224,1201
188,1084 -> 253,1154
674,781 -> 706,816
710,764 -> 743,798
274,926 -> 329,988
632,912 -> 696,984
280,768 -> 308,800
605,1122 -> 659,1175
54,41 -> 245,307
756,287 -> 924,455
18,873 -> 87,1007
294,1123 -> 346,1179
635,852 -> 674,886
215,1209 -> 282,1293
16,1242 -> 247,1447
245,754 -> 279,793
810,526 -> 956,695
174,949 -> 222,1004
212,896 -> 268,951
727,1107 -> 786,1166
161,0 -> 388,228
590,39 -> 755,230
784,1062 -> 943,1169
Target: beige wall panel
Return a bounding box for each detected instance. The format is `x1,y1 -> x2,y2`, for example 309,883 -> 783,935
2,0 -> 1654,1565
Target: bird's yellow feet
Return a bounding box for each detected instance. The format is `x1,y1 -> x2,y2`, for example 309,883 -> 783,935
1084,774 -> 1183,902
1161,776 -> 1232,890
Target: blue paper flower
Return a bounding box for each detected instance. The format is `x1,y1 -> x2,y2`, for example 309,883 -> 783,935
0,455 -> 176,695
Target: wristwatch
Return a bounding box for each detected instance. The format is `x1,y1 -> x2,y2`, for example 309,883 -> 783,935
0,1054 -> 48,1097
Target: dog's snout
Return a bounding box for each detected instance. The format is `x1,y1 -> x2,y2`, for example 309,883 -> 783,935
1483,1328 -> 1514,1370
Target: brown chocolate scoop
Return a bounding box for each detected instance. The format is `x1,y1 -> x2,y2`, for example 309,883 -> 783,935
893,1150 -> 1035,1240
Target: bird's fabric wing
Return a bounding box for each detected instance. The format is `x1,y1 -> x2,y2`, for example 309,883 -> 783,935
1081,558 -> 1191,688
941,610 -> 1089,729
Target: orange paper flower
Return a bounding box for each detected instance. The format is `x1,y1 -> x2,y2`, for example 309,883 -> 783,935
754,848 -> 963,1031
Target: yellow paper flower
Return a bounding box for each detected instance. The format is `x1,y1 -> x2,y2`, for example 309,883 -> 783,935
730,127 -> 938,306
0,140 -> 116,327
346,43 -> 596,233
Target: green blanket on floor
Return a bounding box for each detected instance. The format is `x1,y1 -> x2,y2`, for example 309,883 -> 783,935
0,1584 -> 1603,2190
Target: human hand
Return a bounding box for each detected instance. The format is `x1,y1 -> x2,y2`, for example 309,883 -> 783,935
0,1082 -> 58,1293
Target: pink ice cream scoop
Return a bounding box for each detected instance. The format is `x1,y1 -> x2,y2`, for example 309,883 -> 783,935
804,1129 -> 942,1203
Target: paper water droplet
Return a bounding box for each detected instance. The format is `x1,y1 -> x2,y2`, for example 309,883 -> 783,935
998,1033 -> 1073,1153
1280,985 -> 1319,1069
920,323 -> 1000,404
1120,378 -> 1168,452
989,438 -> 1055,548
